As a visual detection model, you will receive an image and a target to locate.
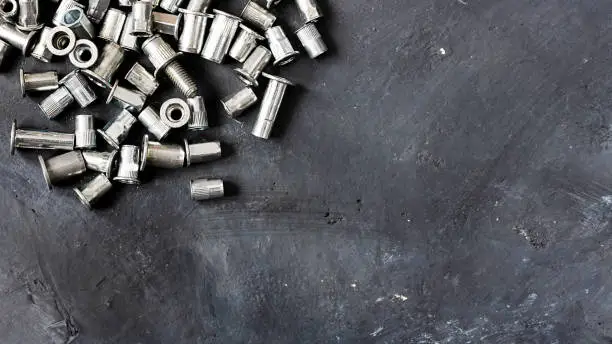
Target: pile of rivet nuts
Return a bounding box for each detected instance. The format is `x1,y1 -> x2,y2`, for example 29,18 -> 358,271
4,0 -> 327,208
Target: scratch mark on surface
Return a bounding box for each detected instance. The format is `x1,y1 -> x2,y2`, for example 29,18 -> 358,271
370,326 -> 383,337
392,293 -> 408,302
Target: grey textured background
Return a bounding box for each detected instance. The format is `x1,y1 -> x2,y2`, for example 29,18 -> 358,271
2,0 -> 612,342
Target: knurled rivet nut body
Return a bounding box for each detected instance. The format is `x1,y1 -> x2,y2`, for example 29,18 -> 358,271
39,86 -> 75,119
61,8 -> 95,39
83,41 -> 125,88
266,26 -> 299,66
160,97 -> 191,128
20,69 -> 59,96
31,27 -> 55,62
132,1 -> 153,37
138,106 -> 170,140
295,0 -> 323,23
142,35 -> 198,97
46,26 -> 76,56
106,81 -> 147,112
69,39 -> 99,69
241,0 -> 275,31
186,0 -> 210,13
74,114 -> 96,149
201,10 -> 242,64
295,22 -> 327,58
178,10 -> 212,54
10,120 -> 74,155
184,140 -> 221,166
229,24 -> 264,63
60,70 -> 98,107
53,0 -> 84,26
17,0 -> 43,31
187,96 -> 208,130
125,63 -> 159,96
87,0 -> 111,23
159,0 -> 184,13
221,87 -> 258,118
0,0 -> 18,23
97,109 -> 137,149
98,8 -> 126,43
114,145 -> 140,184
74,173 -> 113,208
190,178 -> 224,200
234,45 -> 271,86
152,11 -> 180,39
252,73 -> 295,139
38,151 -> 86,189
140,134 -> 185,170
119,12 -> 140,51
0,21 -> 38,55
82,150 -> 117,175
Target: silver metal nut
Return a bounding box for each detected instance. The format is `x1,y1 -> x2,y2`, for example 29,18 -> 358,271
114,145 -> 140,184
221,87 -> 258,118
295,0 -> 323,23
82,150 -> 117,175
38,85 -> 75,119
74,174 -> 112,208
234,45 -> 271,86
31,26 -> 54,62
252,73 -> 295,139
160,98 -> 190,128
240,0 -> 275,31
201,9 -> 242,64
295,22 -> 327,58
98,8 -> 126,43
187,96 -> 208,130
83,41 -> 125,88
86,0 -> 111,23
97,109 -> 136,149
60,70 -> 98,108
53,0 -> 84,26
74,114 -> 96,149
106,80 -> 147,112
38,151 -> 86,189
69,39 -> 98,69
61,7 -> 95,39
10,120 -> 74,155
159,0 -> 183,13
46,26 -> 76,56
184,140 -> 221,166
17,0 -> 43,31
119,12 -> 139,51
177,10 -> 212,54
228,24 -> 264,63
0,21 -> 38,55
152,11 -> 180,39
20,68 -> 59,96
138,106 -> 170,140
190,178 -> 224,200
124,62 -> 159,96
266,26 -> 299,66
140,134 -> 185,170
132,1 -> 153,36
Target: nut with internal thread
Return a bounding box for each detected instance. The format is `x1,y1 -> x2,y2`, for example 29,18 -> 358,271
132,1 -> 153,36
125,63 -> 159,96
229,24 -> 264,63
266,26 -> 299,66
39,86 -> 75,119
98,8 -> 126,43
106,81 -> 147,112
190,178 -> 224,200
39,151 -> 86,189
20,69 -> 59,96
74,174 -> 113,208
69,39 -> 98,69
17,0 -> 43,31
234,45 -> 271,86
114,145 -> 140,184
53,0 -> 84,26
97,109 -> 137,149
46,26 -> 76,56
184,140 -> 221,166
201,10 -> 242,64
140,134 -> 185,170
82,150 -> 117,175
60,70 -> 98,108
87,0 -> 111,23
160,98 -> 190,128
74,114 -> 96,149
252,73 -> 295,139
152,11 -> 180,39
221,87 -> 258,118
142,35 -> 198,97
119,12 -> 139,51
0,0 -> 18,23
61,7 -> 95,39
0,21 -> 38,55
187,96 -> 208,130
295,22 -> 327,58
83,42 -> 125,88
241,0 -> 275,31
138,106 -> 170,140
10,120 -> 74,155
30,26 -> 53,62
295,0 -> 322,23
178,10 -> 212,54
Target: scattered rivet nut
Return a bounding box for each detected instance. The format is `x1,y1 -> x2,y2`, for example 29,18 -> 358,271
83,41 -> 125,88
201,9 -> 242,64
132,1 -> 153,37
38,85 -> 75,119
59,70 -> 98,108
140,134 -> 185,170
295,22 -> 327,58
69,39 -> 98,69
16,0 -> 43,31
20,68 -> 59,96
187,96 -> 208,130
124,62 -> 159,96
98,8 -> 126,43
74,173 -> 113,208
10,120 -> 74,155
152,11 -> 180,39
82,150 -> 117,175
97,109 -> 137,149
177,10 -> 212,54
31,27 -> 54,62
160,97 -> 190,128
39,151 -> 86,189
266,26 -> 299,66
138,106 -> 170,140
229,24 -> 264,63
241,0 -> 275,31
184,140 -> 221,166
221,87 -> 258,118
295,0 -> 323,23
0,21 -> 38,55
252,73 -> 295,139
46,26 -> 76,56
119,12 -> 140,51
234,45 -> 271,86
114,145 -> 140,184
53,0 -> 84,26
190,178 -> 224,200
106,80 -> 147,112
74,114 -> 97,149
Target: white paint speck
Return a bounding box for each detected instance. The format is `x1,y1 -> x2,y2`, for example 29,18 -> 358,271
495,217 -> 499,222
585,289 -> 590,294
350,283 -> 357,288
284,283 -> 288,287
370,326 -> 383,337
438,48 -> 447,55
392,294 -> 408,302
375,297 -> 385,303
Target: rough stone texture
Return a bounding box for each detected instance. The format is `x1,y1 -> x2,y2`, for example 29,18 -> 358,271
2,0 -> 612,342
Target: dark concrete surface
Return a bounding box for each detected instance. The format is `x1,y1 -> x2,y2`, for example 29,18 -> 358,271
2,0 -> 612,342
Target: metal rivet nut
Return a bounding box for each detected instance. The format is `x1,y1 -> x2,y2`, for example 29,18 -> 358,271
74,173 -> 113,208
20,69 -> 59,96
10,120 -> 74,155
39,151 -> 86,189
160,97 -> 190,128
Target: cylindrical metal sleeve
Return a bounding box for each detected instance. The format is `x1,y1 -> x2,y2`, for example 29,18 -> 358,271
138,106 -> 170,140
187,96 -> 208,130
20,70 -> 58,95
62,7 -> 95,39
119,12 -> 139,51
31,26 -> 53,62
38,86 -> 74,119
234,45 -> 271,86
60,71 -> 97,108
75,114 -> 96,149
143,139 -> 185,169
53,0 -> 84,26
266,26 -> 299,66
114,145 -> 140,184
228,25 -> 263,63
185,141 -> 221,166
141,34 -> 178,73
0,21 -> 37,54
201,10 -> 241,63
11,121 -> 74,153
178,11 -> 210,54
190,178 -> 224,200
74,173 -> 112,208
295,0 -> 322,23
295,22 -> 327,58
252,74 -> 293,139
240,0 -> 275,30
132,1 -> 153,36
124,62 -> 159,96
97,110 -> 136,148
17,0 -> 42,31
98,8 -> 126,43
39,151 -> 86,188
82,150 -> 117,175
221,87 -> 258,117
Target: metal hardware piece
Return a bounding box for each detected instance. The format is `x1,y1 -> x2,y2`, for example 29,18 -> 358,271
201,9 -> 242,64
185,0 -> 210,13
83,42 -> 125,88
61,7 -> 95,39
0,21 -> 37,55
114,145 -> 140,184
46,26 -> 76,56
69,39 -> 98,69
142,35 -> 198,97
38,151 -> 86,189
234,45 -> 271,86
152,11 -> 180,39
118,0 -> 135,6
74,174 -> 112,208
140,134 -> 185,170
184,140 -> 221,166
252,73 -> 294,139
0,0 -> 17,22
229,24 -> 264,63
39,86 -> 75,119
138,106 -> 170,140
31,27 -> 54,62
53,0 -> 84,26
17,0 -> 42,31
266,0 -> 282,8
295,0 -> 322,23
20,69 -> 58,96
266,26 -> 299,66
241,0 -> 275,31
10,120 -> 74,155
119,12 -> 139,51
177,10 -> 212,54
160,97 -> 190,128
82,150 -> 117,175
98,8 -> 126,43
97,109 -> 137,148
74,114 -> 96,149
86,0 -> 111,23
125,63 -> 158,96
187,96 -> 208,130
221,87 -> 258,118
106,81 -> 147,112
190,178 -> 224,200
60,70 -> 97,107
159,0 -> 183,13
132,1 -> 153,36
295,22 -> 327,58
0,39 -> 11,66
